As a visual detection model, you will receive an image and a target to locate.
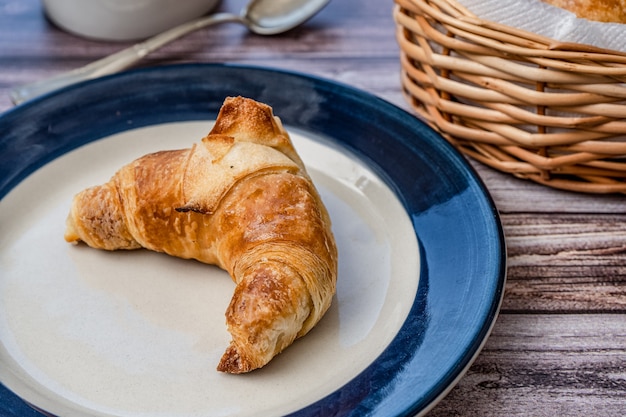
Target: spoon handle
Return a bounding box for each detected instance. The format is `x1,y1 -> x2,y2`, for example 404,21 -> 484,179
10,12 -> 241,105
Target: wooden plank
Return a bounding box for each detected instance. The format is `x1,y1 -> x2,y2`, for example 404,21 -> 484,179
471,162 -> 626,214
429,314 -> 626,416
501,213 -> 626,312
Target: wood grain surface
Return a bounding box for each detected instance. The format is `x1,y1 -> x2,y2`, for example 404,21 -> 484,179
1,0 -> 625,415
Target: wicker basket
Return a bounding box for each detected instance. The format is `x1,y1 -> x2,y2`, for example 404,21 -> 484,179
394,0 -> 626,194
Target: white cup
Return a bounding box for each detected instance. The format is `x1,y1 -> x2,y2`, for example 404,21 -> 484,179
42,0 -> 222,41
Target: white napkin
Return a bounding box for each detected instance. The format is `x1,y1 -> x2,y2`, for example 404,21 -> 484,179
457,0 -> 626,52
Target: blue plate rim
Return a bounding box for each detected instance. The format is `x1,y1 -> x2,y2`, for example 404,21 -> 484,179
0,63 -> 506,417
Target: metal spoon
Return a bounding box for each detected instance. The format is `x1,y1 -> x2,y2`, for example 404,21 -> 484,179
10,0 -> 330,105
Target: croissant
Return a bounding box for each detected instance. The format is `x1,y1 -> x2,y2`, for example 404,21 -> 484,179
541,0 -> 626,23
64,96 -> 338,373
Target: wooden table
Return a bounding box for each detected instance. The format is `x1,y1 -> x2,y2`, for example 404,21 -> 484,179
1,0 -> 625,415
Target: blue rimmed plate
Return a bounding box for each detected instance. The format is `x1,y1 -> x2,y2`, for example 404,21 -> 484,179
0,64 -> 505,417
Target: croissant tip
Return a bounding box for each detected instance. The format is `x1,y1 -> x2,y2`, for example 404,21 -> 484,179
64,215 -> 80,243
217,343 -> 256,374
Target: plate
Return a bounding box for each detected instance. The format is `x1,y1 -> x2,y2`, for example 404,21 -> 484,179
2,121 -> 419,416
0,64 -> 506,417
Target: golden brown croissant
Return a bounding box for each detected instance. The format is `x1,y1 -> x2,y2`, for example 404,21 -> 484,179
541,0 -> 626,23
64,96 -> 338,373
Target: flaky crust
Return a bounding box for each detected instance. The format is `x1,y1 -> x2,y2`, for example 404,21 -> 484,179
65,96 -> 338,373
541,0 -> 626,23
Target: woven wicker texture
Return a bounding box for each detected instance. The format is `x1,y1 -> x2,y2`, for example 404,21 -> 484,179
395,0 -> 626,194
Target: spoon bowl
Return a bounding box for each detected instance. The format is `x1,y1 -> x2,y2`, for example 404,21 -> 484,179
244,0 -> 330,34
10,0 -> 330,105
